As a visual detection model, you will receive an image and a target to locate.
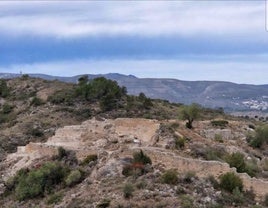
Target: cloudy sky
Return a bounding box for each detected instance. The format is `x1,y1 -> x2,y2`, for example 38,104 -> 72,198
0,1 -> 268,84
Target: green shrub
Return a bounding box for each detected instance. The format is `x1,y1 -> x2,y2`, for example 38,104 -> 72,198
226,154 -> 259,177
176,185 -> 186,195
249,125 -> 268,148
133,150 -> 152,165
170,122 -> 180,129
204,147 -> 226,161
123,183 -> 134,199
46,192 -> 63,205
15,162 -> 69,201
30,97 -> 44,106
2,103 -> 13,114
245,159 -> 260,177
80,154 -> 98,166
211,120 -> 229,128
54,147 -> 78,165
21,74 -> 29,80
76,77 -> 126,105
183,171 -> 196,183
0,79 -> 10,98
214,134 -> 223,143
65,169 -> 82,187
161,169 -> 178,185
180,195 -> 194,208
225,152 -> 246,173
175,137 -> 186,149
231,187 -> 244,205
136,180 -> 147,189
57,147 -> 68,160
48,90 -> 75,105
121,151 -> 151,178
30,128 -> 44,137
219,172 -> 243,193
122,165 -> 134,177
207,175 -> 219,189
5,168 -> 29,191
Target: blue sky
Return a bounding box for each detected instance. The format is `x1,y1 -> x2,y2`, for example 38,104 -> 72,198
0,1 -> 268,84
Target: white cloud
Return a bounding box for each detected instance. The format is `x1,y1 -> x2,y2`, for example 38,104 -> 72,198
0,1 -> 265,38
2,57 -> 268,84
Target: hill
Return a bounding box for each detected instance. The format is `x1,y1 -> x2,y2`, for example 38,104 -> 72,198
0,76 -> 267,207
1,72 -> 267,112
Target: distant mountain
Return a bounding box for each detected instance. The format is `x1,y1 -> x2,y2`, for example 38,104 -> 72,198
1,72 -> 267,112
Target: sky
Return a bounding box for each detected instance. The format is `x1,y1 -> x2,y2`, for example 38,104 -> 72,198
0,1 -> 268,84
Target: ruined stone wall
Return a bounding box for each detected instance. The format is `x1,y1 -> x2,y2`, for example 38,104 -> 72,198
140,148 -> 268,201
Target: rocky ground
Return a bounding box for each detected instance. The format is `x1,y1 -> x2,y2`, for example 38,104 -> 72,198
0,117 -> 267,207
0,77 -> 267,208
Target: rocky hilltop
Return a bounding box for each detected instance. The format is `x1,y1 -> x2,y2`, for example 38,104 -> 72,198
0,76 -> 267,207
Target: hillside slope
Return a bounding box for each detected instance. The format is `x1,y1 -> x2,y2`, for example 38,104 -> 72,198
0,76 -> 267,207
1,72 -> 267,112
1,117 -> 268,207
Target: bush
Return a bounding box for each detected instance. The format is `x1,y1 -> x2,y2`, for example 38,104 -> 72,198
136,180 -> 147,189
244,159 -> 260,177
76,77 -> 126,111
21,74 -> 29,80
207,175 -> 219,189
80,154 -> 98,166
204,147 -> 227,161
225,153 -> 260,177
48,90 -> 75,105
170,122 -> 180,129
123,183 -> 134,199
219,172 -> 243,193
0,79 -> 10,98
231,187 -> 244,205
46,192 -> 63,205
249,125 -> 268,148
214,134 -> 223,143
30,128 -> 44,137
122,151 -> 152,177
122,165 -> 134,177
138,93 -> 153,109
133,150 -> 152,165
5,168 -> 29,191
175,137 -> 186,149
65,169 -> 82,187
183,171 -> 196,183
225,152 -> 246,173
180,195 -> 194,208
30,97 -> 44,106
57,147 -> 68,160
211,120 -> 229,128
15,162 -> 69,201
161,169 -> 178,185
2,103 -> 13,114
54,147 -> 78,165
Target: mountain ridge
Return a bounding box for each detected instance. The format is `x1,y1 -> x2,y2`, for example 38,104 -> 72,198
0,72 -> 267,112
